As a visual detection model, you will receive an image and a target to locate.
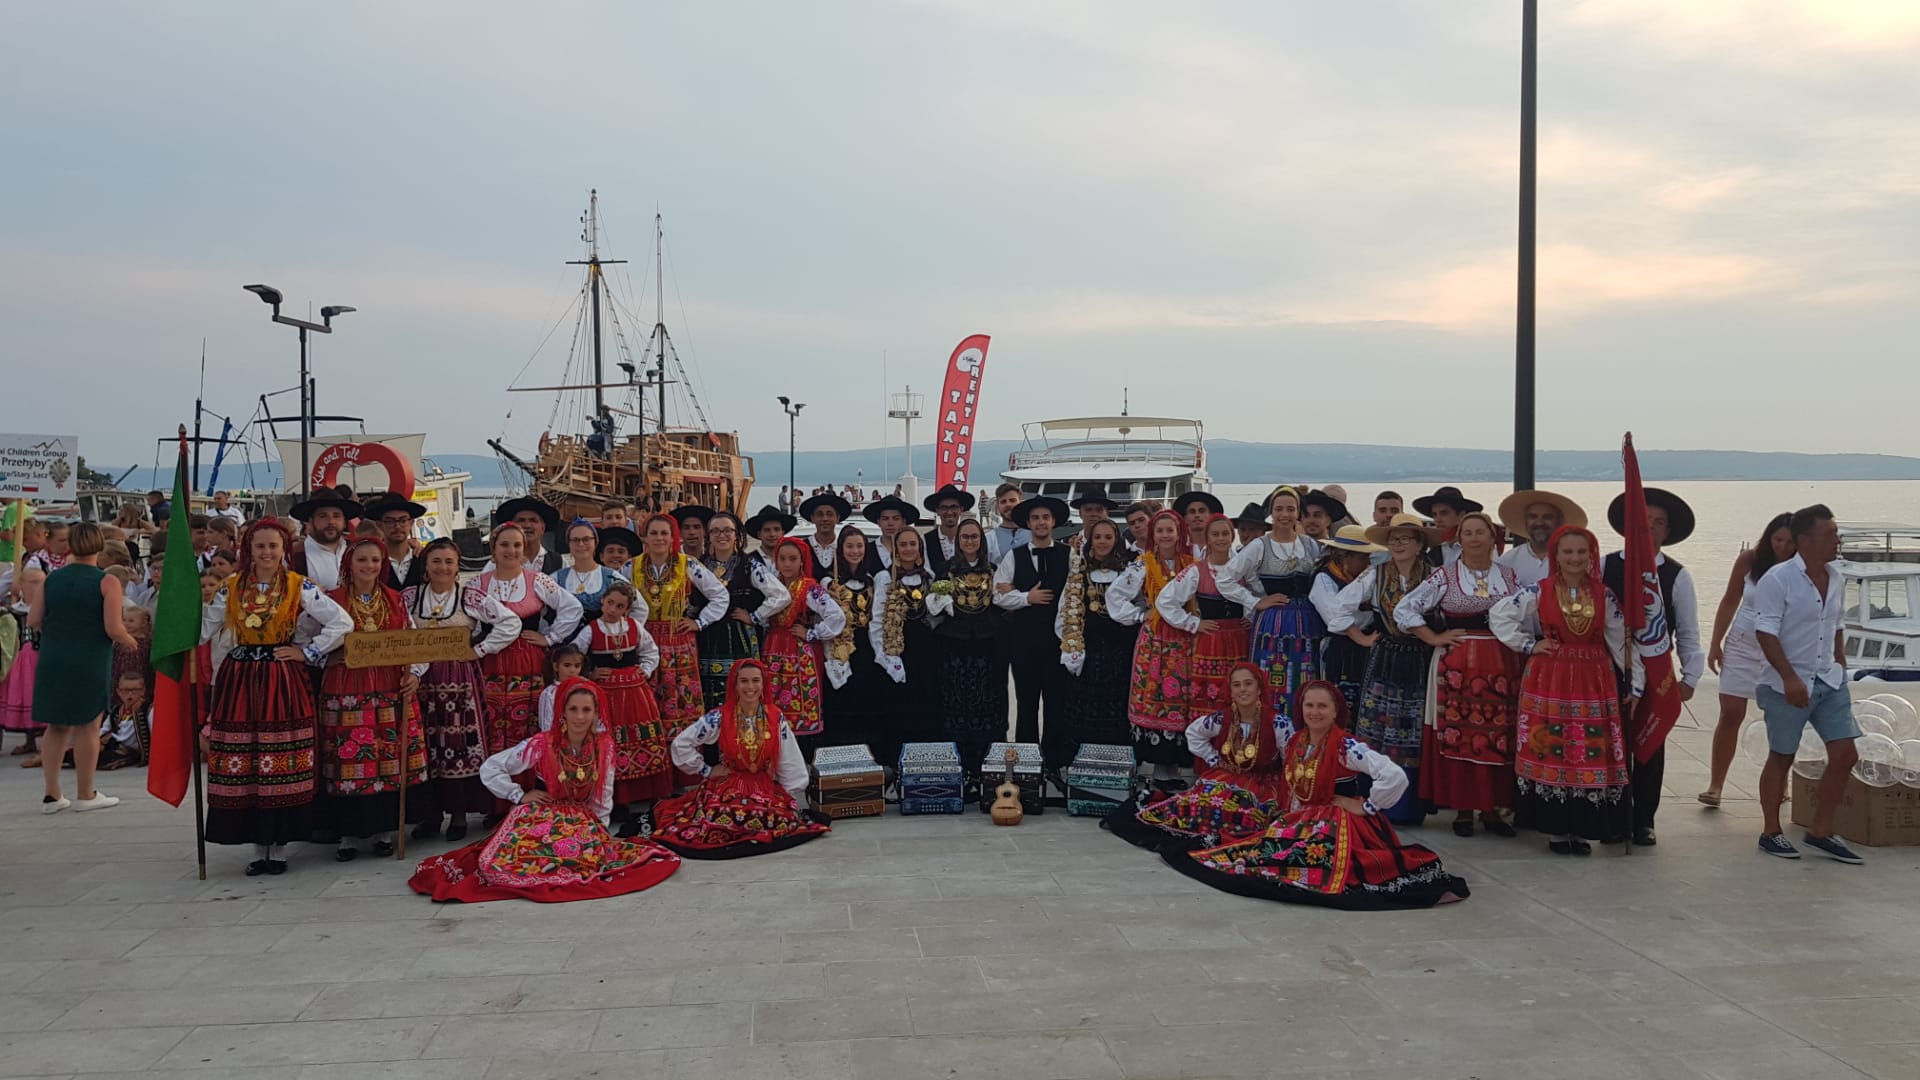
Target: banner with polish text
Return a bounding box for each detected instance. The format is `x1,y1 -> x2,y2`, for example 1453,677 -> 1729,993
934,334 -> 991,491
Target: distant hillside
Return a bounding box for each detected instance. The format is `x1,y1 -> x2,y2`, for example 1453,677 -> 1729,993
90,443 -> 1920,494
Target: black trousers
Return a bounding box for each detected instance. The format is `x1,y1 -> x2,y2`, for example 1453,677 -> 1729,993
1632,745 -> 1664,834
1007,641 -> 1070,769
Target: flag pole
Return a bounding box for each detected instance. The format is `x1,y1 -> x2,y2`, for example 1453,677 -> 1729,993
394,688 -> 412,860
1621,431 -> 1637,858
187,638 -> 208,880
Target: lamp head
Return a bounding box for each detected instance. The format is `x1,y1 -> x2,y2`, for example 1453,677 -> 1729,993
319,305 -> 356,319
777,395 -> 791,407
243,284 -> 284,307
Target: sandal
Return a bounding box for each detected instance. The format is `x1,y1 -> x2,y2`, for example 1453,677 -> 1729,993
8,744 -> 33,756
1696,790 -> 1721,808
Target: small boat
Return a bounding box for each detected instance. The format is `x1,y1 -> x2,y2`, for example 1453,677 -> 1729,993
1001,415 -> 1212,513
1841,561 -> 1919,682
1840,521 -> 1920,565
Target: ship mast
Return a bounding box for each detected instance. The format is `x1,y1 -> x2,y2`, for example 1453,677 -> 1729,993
655,212 -> 668,440
566,190 -> 626,417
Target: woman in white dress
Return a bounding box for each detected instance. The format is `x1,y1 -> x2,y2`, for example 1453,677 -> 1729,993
1698,513 -> 1796,807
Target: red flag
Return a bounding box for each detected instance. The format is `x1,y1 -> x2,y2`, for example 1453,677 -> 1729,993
146,431 -> 200,806
1622,432 -> 1681,763
934,334 -> 991,490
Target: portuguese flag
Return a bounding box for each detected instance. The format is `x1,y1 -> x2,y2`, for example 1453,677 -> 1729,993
147,431 -> 201,806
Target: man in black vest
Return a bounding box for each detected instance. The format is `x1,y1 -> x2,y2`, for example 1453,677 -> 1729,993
860,495 -> 919,573
798,492 -> 851,579
1602,488 -> 1704,848
993,495 -> 1073,771
1068,486 -> 1120,554
490,497 -> 564,574
921,484 -> 974,575
671,504 -> 714,563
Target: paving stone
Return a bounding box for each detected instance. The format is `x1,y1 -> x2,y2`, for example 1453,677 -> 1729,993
751,994 -> 913,1042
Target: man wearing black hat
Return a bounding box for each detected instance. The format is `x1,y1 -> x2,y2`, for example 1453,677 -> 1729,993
993,495 -> 1073,770
1231,502 -> 1269,553
798,492 -> 852,579
1301,489 -> 1349,544
363,492 -> 428,589
921,484 -> 975,574
1173,491 -> 1225,559
1069,486 -> 1120,555
1602,488 -> 1704,848
288,493 -> 364,591
861,495 -> 920,573
743,505 -> 798,570
491,497 -> 564,575
670,504 -> 714,563
1412,486 -> 1484,567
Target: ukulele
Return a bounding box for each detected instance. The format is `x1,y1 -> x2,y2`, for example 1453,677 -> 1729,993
990,747 -> 1024,826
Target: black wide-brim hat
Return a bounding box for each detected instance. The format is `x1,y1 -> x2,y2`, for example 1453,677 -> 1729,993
1608,488 -> 1696,546
594,526 -> 643,560
1302,489 -> 1351,524
492,496 -> 561,533
1013,495 -> 1071,528
920,484 -> 976,513
1232,501 -> 1271,529
361,491 -> 426,520
862,495 -> 923,526
1172,490 -> 1224,515
290,495 -> 365,522
1411,486 -> 1483,516
669,504 -> 716,527
799,492 -> 854,521
743,505 -> 798,536
1070,486 -> 1121,512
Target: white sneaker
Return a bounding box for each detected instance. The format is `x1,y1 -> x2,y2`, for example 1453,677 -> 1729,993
73,792 -> 120,812
41,796 -> 71,814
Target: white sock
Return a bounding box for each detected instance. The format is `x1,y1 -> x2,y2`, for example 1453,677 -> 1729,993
253,844 -> 271,859
269,844 -> 288,861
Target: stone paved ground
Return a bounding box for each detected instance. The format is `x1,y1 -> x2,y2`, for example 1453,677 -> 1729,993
4,683 -> 1920,1080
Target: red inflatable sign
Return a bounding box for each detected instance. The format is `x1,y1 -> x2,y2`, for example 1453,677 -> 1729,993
309,441 -> 415,496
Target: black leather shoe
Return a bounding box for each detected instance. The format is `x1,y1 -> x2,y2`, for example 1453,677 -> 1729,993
445,822 -> 468,842
265,860 -> 289,875
1569,839 -> 1592,856
1484,819 -> 1517,838
1548,840 -> 1573,855
1632,830 -> 1657,847
334,847 -> 358,863
1452,819 -> 1475,838
372,839 -> 395,857
245,859 -> 271,876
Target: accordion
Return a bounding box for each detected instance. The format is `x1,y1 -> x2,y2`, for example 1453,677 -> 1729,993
898,741 -> 965,815
1066,743 -> 1136,817
812,745 -> 885,820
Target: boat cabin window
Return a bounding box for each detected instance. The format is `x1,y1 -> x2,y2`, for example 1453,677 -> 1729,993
1141,481 -> 1167,499
1862,639 -> 1884,659
1865,579 -> 1911,622
1888,643 -> 1908,660
1020,482 -> 1040,495
1041,482 -> 1071,496
1846,637 -> 1861,658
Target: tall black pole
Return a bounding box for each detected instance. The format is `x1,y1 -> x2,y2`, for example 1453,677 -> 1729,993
298,326 -> 312,496
1514,0 -> 1538,490
788,412 -> 797,511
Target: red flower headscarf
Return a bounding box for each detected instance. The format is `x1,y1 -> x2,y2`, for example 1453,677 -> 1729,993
1214,661 -> 1281,773
236,516 -> 296,580
718,658 -> 785,775
770,537 -> 818,633
1283,679 -> 1352,806
1537,523 -> 1607,642
330,536 -> 410,631
542,676 -> 615,801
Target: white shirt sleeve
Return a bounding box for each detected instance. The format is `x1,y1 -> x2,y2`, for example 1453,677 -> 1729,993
1186,711 -> 1224,767
590,745 -> 615,824
805,584 -> 847,642
776,720 -> 811,800
1670,566 -> 1704,687
1393,568 -> 1448,632
1343,736 -> 1407,813
1606,589 -> 1645,696
632,619 -> 661,677
1225,541 -> 1267,597
1103,561 -> 1148,626
1489,587 -> 1541,654
992,549 -> 1028,611
1330,567 -> 1376,634
749,560 -> 790,623
200,585 -> 230,644
299,581 -> 354,660
569,621 -> 595,653
537,685 -> 558,733
671,709 -> 723,777
1750,567 -> 1788,639
480,737 -> 542,802
467,588 -> 522,659
533,573 -> 583,645
869,572 -> 893,657
1310,573 -> 1353,632
1212,563 -> 1261,614
1155,565 -> 1202,634
687,562 -> 730,629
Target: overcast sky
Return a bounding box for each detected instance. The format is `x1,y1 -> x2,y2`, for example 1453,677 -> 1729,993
5,1 -> 1915,468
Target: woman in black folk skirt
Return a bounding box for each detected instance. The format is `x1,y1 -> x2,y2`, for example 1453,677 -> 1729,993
696,512 -> 789,711
870,527 -> 940,767
1310,526 -> 1386,716
822,527 -> 886,750
925,519 -> 1005,776
1057,520 -> 1137,758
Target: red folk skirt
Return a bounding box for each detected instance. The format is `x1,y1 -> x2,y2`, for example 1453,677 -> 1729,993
317,662 -> 430,838
646,619 -> 705,731
481,638 -> 546,815
1128,620 -> 1192,733
651,767 -> 830,859
1417,631 -> 1521,814
1187,622 -> 1251,720
204,649 -> 317,846
408,800 -> 680,904
599,664 -> 675,803
762,626 -> 825,738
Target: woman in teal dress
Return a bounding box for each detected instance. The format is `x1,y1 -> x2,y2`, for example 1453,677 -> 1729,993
30,522 -> 139,814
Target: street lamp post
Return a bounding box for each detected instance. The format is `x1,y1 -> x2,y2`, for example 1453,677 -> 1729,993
1514,0 -> 1538,490
243,285 -> 355,496
778,396 -> 805,513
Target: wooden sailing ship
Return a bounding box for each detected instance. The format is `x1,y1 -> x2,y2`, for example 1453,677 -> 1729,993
490,191 -> 754,521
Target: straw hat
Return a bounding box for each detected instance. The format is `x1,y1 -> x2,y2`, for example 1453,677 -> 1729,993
1365,512 -> 1443,547
1323,524 -> 1385,555
1496,489 -> 1588,540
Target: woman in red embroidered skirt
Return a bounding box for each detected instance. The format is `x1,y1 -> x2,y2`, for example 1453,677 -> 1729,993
409,677 -> 680,903
568,578 -> 674,829
630,514 -> 729,739
654,660 -> 831,858
318,537 -> 430,860
1493,525 -> 1643,854
1114,509 -> 1197,777
477,523 -> 582,818
1390,512 -> 1523,839
760,538 -> 846,761
1155,514 -> 1258,723
1170,681 -> 1471,910
1108,662 -> 1288,850
199,518 -> 353,875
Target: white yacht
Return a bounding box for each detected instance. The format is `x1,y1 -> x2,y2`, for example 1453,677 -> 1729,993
1841,561 -> 1919,682
1001,416 -> 1212,511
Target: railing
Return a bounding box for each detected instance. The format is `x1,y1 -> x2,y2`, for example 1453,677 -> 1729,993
1007,440 -> 1203,470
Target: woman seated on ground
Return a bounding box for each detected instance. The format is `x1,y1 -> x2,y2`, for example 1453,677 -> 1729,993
652,659 -> 830,859
1107,662 -> 1286,849
408,677 -> 681,904
1167,680 -> 1471,910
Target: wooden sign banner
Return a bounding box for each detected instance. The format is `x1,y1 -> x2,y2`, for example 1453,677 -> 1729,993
343,626 -> 474,669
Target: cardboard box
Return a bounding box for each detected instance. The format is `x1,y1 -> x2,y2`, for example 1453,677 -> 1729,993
1790,772 -> 1920,846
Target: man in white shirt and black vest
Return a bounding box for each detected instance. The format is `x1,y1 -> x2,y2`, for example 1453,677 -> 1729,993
861,495 -> 919,573
797,492 -> 851,579
1602,488 -> 1703,849
921,484 -> 973,575
993,495 -> 1073,772
1068,486 -> 1120,555
287,493 -> 361,591
363,491 -> 428,589
491,497 -> 565,575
